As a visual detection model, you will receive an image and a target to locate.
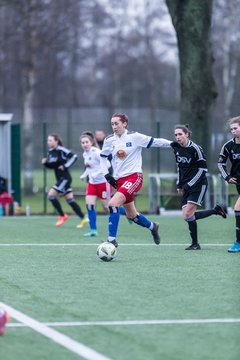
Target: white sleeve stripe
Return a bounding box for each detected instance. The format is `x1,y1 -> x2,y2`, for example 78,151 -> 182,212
192,143 -> 204,160
65,154 -> 77,168
58,146 -> 71,154
188,168 -> 207,187
218,163 -> 229,179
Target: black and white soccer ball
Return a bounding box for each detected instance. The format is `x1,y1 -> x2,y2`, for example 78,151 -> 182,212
97,242 -> 117,262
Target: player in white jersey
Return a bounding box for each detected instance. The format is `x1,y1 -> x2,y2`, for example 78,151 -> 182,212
79,132 -> 111,236
100,113 -> 171,247
79,131 -> 130,236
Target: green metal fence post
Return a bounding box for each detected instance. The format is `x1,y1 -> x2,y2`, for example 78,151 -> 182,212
11,124 -> 21,204
43,122 -> 47,215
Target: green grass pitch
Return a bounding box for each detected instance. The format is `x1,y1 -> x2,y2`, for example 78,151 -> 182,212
0,214 -> 239,360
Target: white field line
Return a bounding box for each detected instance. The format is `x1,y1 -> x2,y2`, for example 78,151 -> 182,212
7,318 -> 240,328
0,302 -> 111,360
0,243 -> 231,247
0,211 -> 235,219
0,214 -> 183,219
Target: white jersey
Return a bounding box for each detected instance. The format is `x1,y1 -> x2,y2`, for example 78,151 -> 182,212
100,130 -> 171,179
81,147 -> 110,184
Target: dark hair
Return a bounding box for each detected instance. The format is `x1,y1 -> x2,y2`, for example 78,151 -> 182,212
111,113 -> 129,126
48,134 -> 63,146
95,129 -> 106,134
80,131 -> 99,148
229,116 -> 240,126
174,124 -> 192,138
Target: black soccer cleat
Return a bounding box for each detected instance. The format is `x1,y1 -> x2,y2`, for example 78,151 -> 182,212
151,222 -> 160,245
185,243 -> 201,250
214,204 -> 227,219
108,239 -> 118,248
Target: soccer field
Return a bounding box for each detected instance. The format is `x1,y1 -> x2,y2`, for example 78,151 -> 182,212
0,215 -> 239,360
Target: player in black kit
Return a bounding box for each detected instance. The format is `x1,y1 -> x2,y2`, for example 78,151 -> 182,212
171,125 -> 227,250
42,134 -> 88,227
218,115 -> 240,253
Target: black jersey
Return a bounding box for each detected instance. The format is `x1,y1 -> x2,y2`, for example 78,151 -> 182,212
218,138 -> 240,181
44,146 -> 77,181
171,140 -> 208,189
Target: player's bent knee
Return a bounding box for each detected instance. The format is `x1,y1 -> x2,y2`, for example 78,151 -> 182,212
48,195 -> 57,201
184,215 -> 196,222
87,204 -> 95,211
108,206 -> 119,213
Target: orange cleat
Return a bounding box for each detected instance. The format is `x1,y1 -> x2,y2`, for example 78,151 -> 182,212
56,214 -> 69,227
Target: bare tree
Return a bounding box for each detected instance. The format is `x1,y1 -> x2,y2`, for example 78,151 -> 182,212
1,0 -> 83,193
165,0 -> 217,157
212,0 -> 240,123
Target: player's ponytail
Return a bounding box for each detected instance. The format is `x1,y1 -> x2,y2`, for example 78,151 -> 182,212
49,134 -> 63,146
174,124 -> 192,138
80,131 -> 99,148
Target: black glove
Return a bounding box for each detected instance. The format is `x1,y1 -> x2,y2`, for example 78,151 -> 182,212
105,173 -> 117,188
170,141 -> 182,148
183,183 -> 190,191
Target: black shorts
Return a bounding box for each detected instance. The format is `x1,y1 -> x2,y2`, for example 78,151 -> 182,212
181,180 -> 208,207
236,184 -> 240,195
53,178 -> 72,195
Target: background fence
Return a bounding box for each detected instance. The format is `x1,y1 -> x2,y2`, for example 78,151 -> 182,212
3,107 -> 233,215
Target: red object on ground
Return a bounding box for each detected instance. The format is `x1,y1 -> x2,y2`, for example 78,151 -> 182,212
0,192 -> 13,207
0,308 -> 10,335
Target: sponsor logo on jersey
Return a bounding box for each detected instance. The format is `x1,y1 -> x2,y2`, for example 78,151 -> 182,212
177,156 -> 191,163
48,156 -> 58,163
126,142 -> 132,147
232,153 -> 240,160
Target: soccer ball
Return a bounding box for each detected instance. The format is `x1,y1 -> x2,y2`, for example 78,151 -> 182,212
97,242 -> 117,262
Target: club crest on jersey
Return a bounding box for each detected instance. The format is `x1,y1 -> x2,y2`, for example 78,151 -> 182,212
126,142 -> 132,147
117,149 -> 126,159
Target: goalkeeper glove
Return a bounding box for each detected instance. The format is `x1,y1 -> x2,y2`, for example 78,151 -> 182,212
105,173 -> 117,188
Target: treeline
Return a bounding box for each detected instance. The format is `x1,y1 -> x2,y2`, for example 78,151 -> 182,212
0,0 -> 179,110
0,0 -> 239,118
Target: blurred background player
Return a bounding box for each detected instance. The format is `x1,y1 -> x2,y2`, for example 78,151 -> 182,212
0,177 -> 13,216
100,112 -> 171,247
218,115 -> 240,253
95,128 -> 113,175
79,131 -> 131,236
95,129 -> 107,149
79,131 -> 111,236
171,124 -> 227,250
42,134 -> 88,227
